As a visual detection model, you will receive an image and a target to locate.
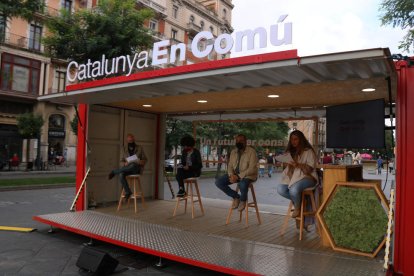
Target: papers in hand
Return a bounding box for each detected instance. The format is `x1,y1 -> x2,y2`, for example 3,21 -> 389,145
126,154 -> 139,163
275,153 -> 293,163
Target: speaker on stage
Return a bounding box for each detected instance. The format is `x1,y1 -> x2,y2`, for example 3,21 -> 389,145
76,247 -> 119,275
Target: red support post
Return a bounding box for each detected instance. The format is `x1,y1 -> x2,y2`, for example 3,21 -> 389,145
75,104 -> 88,211
393,60 -> 414,275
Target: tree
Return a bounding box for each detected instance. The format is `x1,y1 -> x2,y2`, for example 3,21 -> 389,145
70,115 -> 78,136
380,0 -> 414,52
165,118 -> 193,156
16,113 -> 44,169
0,0 -> 44,40
43,0 -> 154,63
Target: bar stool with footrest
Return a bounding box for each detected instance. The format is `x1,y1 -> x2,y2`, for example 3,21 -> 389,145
117,174 -> 145,213
173,177 -> 204,219
226,182 -> 261,227
280,183 -> 322,240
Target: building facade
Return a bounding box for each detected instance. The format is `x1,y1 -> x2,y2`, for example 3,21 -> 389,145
0,0 -> 233,168
0,0 -> 91,167
138,0 -> 234,66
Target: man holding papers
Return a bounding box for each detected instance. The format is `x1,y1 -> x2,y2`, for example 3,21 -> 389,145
108,133 -> 147,200
276,130 -> 318,218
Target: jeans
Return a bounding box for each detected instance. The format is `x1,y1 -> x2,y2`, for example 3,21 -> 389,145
277,178 -> 316,209
259,168 -> 265,177
176,168 -> 197,190
268,165 -> 273,175
112,163 -> 141,195
215,174 -> 253,202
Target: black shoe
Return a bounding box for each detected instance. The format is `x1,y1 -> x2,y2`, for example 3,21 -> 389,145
177,189 -> 186,197
108,171 -> 115,180
124,193 -> 132,200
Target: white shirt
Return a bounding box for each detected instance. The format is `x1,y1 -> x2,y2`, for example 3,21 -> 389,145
281,149 -> 318,187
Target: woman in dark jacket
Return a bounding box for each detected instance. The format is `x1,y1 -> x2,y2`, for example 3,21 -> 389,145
176,135 -> 202,197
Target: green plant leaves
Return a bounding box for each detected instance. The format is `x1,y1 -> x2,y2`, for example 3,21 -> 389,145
323,186 -> 388,253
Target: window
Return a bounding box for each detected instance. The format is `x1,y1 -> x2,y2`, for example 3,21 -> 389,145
223,8 -> 227,19
198,39 -> 206,51
190,15 -> 194,23
210,26 -> 214,34
29,22 -> 42,51
187,36 -> 193,50
54,71 -> 66,93
149,19 -> 158,31
0,16 -> 5,42
171,29 -> 178,40
61,0 -> 72,12
173,5 -> 178,19
0,53 -> 41,94
200,21 -> 204,30
49,114 -> 65,130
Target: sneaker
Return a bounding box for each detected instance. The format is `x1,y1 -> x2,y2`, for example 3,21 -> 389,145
124,193 -> 132,200
291,209 -> 300,218
238,201 -> 247,212
108,171 -> 115,180
232,197 -> 240,209
177,189 -> 186,197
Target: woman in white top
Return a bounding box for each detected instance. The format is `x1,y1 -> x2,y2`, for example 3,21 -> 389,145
277,130 -> 318,218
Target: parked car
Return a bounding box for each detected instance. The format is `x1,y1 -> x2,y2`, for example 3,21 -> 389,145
165,155 -> 181,171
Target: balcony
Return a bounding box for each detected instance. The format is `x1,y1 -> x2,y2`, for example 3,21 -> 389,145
186,22 -> 202,36
169,38 -> 183,46
137,0 -> 167,16
151,31 -> 167,41
0,33 -> 43,53
34,5 -> 60,18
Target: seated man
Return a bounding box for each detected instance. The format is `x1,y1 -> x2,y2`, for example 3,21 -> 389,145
108,133 -> 147,199
215,134 -> 258,211
176,135 -> 202,197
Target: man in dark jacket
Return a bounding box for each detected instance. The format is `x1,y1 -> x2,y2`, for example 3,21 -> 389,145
108,133 -> 147,199
176,135 -> 202,197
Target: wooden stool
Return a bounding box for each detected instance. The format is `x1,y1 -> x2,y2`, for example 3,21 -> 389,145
117,174 -> 145,213
173,178 -> 204,219
226,183 -> 261,227
280,185 -> 321,240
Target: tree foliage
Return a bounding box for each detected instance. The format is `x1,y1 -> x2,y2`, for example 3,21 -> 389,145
165,118 -> 193,154
165,118 -> 290,156
380,0 -> 414,52
70,115 -> 78,136
43,0 -> 154,62
16,113 -> 44,164
16,113 -> 44,139
0,0 -> 44,21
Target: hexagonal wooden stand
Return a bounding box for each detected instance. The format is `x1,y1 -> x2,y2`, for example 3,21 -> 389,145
316,181 -> 389,258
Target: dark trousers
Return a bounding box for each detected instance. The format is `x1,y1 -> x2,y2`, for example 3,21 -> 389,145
112,163 -> 141,194
215,174 -> 253,202
176,168 -> 197,189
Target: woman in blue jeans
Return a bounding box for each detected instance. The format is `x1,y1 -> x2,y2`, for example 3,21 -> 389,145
276,130 -> 318,218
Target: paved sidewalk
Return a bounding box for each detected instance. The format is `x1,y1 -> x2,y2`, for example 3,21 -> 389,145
0,166 -> 76,179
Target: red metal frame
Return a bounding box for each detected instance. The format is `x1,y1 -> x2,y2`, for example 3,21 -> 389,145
393,60 -> 414,275
32,215 -> 260,276
67,51 -> 414,275
66,50 -> 298,92
75,104 -> 88,211
154,114 -> 161,199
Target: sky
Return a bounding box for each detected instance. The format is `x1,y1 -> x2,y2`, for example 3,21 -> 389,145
230,0 -> 409,57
